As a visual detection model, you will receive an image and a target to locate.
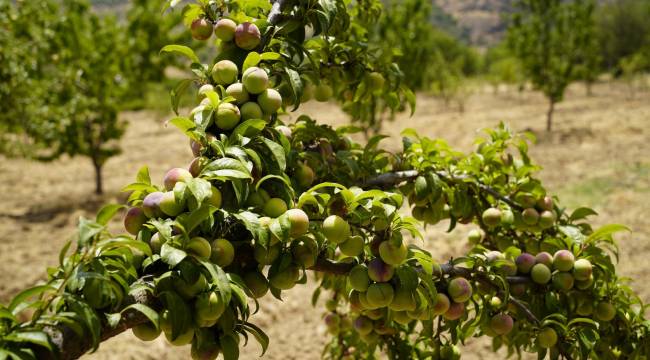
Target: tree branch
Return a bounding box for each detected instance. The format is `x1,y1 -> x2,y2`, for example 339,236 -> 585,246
362,170 -> 523,211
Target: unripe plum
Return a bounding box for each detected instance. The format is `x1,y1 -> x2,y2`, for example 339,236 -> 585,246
552,271 -> 574,291
225,83 -> 250,104
149,233 -> 164,254
576,301 -> 593,316
490,313 -> 514,335
516,253 -> 536,273
214,18 -> 237,41
535,252 -> 553,267
486,250 -> 505,263
159,191 -> 184,217
124,207 -> 147,235
357,291 -> 373,309
575,275 -> 594,290
349,264 -> 370,292
188,157 -> 205,177
210,238 -> 235,267
482,208 -> 502,227
393,311 -> 412,325
234,22 -> 261,50
553,250 -> 575,271
537,195 -> 553,211
432,293 -> 451,315
531,264 -> 552,284
515,192 -> 537,208
242,271 -> 269,298
368,72 -> 385,89
522,207 -> 540,225
211,60 -> 238,85
132,322 -> 161,341
175,274 -> 207,300
164,168 -> 193,191
291,236 -> 317,268
537,327 -> 558,348
286,208 -> 309,237
240,102 -> 263,121
215,103 -> 241,130
352,316 -> 373,335
407,306 -> 431,321
256,88 -> 283,114
191,335 -> 221,360
269,266 -> 300,290
365,283 -> 395,308
339,235 -> 364,257
367,258 -> 394,282
314,83 -> 333,102
348,290 -> 365,311
467,229 -> 484,244
324,313 -> 340,329
263,198 -> 288,218
378,240 -> 408,265
538,210 -> 556,229
187,237 -> 211,260
165,326 -> 195,346
254,243 -> 280,265
295,163 -> 315,188
443,302 -> 465,320
142,191 -> 165,218
447,277 -> 473,303
242,67 -> 269,94
198,84 -> 215,98
501,209 -> 515,225
595,302 -> 616,321
276,125 -> 292,139
191,18 -> 213,40
322,215 -> 351,244
389,287 -> 416,312
195,291 -> 225,321
208,186 -> 222,209
572,258 -> 592,281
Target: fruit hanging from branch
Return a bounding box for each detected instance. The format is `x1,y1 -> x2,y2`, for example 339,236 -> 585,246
0,1 -> 648,360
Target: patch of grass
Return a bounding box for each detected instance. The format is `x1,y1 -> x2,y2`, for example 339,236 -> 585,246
557,162 -> 650,208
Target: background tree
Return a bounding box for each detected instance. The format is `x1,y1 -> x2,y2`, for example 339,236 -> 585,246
507,0 -> 597,132
0,0 -> 130,194
483,43 -> 525,95
596,0 -> 650,73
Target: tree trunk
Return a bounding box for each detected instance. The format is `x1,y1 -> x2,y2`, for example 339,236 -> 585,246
585,81 -> 593,96
546,99 -> 555,132
92,159 -> 103,195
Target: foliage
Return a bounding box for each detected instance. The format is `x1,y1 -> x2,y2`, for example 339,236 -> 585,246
1,1 -> 649,360
0,0 -> 129,194
507,0 -> 598,131
483,43 -> 525,93
596,0 -> 650,73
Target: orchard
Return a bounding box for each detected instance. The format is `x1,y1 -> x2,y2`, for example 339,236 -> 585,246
0,1 -> 648,360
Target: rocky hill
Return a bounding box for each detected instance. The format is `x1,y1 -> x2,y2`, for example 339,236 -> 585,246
433,0 -> 513,46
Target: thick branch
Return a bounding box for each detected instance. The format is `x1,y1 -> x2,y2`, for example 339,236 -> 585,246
35,288 -> 159,360
362,170 -> 523,211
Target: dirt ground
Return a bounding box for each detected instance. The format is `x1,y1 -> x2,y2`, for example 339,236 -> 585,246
0,81 -> 648,359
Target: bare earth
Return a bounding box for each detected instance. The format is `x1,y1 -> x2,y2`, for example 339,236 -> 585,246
0,81 -> 648,359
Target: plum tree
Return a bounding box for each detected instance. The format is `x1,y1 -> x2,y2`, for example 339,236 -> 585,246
2,1 -> 648,360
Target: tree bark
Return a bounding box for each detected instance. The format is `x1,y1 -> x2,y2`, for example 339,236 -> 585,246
92,159 -> 103,195
546,98 -> 555,132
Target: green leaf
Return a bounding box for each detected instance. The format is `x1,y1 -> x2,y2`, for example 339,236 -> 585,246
160,45 -> 200,64
96,204 -> 125,225
160,243 -> 188,267
243,322 -> 270,356
3,331 -> 52,352
171,78 -> 194,115
261,138 -> 287,172
585,224 -> 630,244
186,178 -> 213,206
233,212 -> 269,246
136,166 -> 151,185
232,119 -> 267,138
569,207 -> 598,221
170,116 -> 196,134
260,52 -> 281,61
9,285 -> 53,313
77,217 -> 105,247
202,158 -> 252,180
121,303 -> 159,329
243,52 -> 261,71
284,68 -> 303,111
220,334 -> 240,360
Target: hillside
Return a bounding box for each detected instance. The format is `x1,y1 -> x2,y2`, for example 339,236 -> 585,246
433,0 -> 512,46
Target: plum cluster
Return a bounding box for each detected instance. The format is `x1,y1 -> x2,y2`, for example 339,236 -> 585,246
191,17 -> 261,51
